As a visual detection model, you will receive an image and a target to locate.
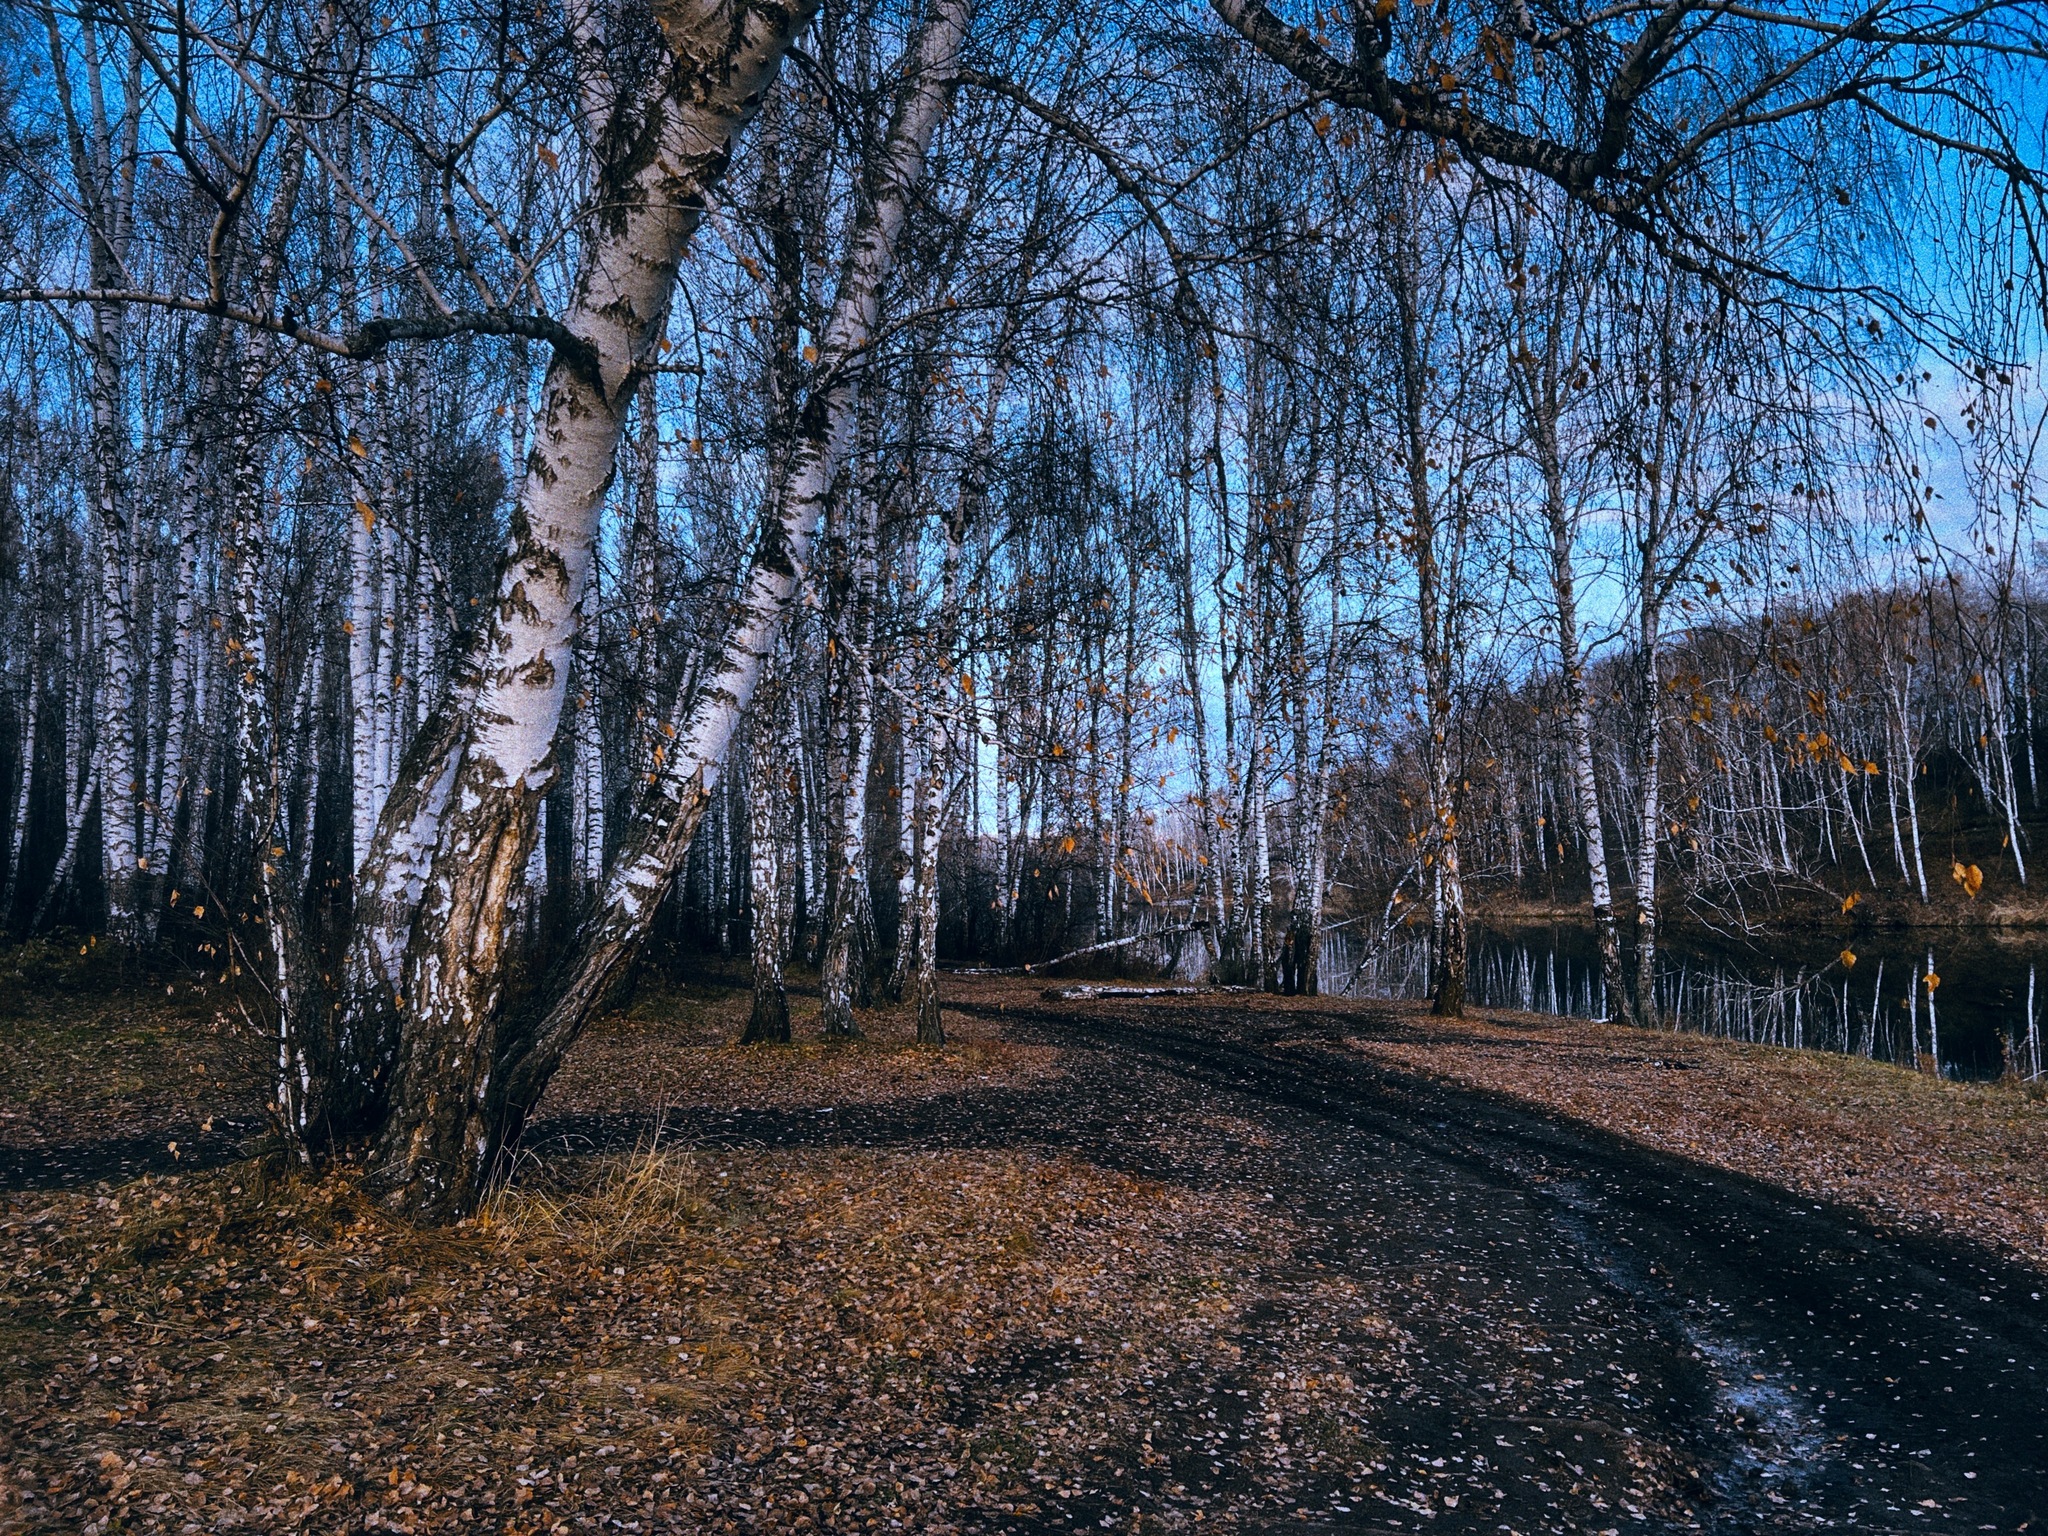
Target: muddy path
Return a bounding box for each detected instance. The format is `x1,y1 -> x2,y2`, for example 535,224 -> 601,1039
534,989 -> 2048,1534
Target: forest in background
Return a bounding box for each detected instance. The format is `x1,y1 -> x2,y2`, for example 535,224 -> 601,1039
0,0 -> 2042,1216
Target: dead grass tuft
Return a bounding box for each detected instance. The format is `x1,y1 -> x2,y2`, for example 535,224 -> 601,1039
485,1133 -> 718,1263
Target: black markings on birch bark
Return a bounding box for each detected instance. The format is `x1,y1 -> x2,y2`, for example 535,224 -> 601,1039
356,0 -> 823,1218
481,0 -> 972,1169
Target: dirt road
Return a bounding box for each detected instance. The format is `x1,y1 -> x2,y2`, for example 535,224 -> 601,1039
535,986 -> 2048,1534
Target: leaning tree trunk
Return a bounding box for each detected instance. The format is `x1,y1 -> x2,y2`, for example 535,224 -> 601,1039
483,0 -> 973,1177
356,0 -> 820,1218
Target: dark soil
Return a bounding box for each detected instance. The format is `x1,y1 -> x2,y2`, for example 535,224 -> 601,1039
573,984 -> 2048,1534
4,974 -> 2045,1533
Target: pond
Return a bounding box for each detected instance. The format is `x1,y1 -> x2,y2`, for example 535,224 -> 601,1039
1327,919 -> 2048,1080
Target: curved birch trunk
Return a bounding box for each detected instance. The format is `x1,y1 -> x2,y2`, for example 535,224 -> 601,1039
357,0 -> 820,1219
33,733 -> 101,934
484,0 -> 972,1171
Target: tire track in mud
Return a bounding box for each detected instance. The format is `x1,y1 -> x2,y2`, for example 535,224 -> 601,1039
1007,995 -> 2048,1534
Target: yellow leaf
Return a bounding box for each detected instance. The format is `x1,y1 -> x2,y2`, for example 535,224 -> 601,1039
1840,890 -> 1860,913
346,435 -> 367,458
1060,836 -> 1075,854
1839,948 -> 1856,969
537,144 -> 559,171
355,499 -> 375,530
1926,970 -> 1941,991
803,344 -> 819,363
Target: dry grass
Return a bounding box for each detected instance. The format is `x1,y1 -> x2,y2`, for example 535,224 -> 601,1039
1338,1000 -> 2048,1270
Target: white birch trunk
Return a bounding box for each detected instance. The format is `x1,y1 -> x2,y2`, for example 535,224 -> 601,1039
3,530 -> 41,924
886,723 -> 920,1002
348,0 -> 821,1215
347,447 -> 385,865
742,676 -> 791,1043
820,490 -> 879,1037
1632,637 -> 1664,1028
45,17 -> 145,944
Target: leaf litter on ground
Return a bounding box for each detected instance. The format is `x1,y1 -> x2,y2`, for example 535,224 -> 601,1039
0,975 -> 1403,1534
